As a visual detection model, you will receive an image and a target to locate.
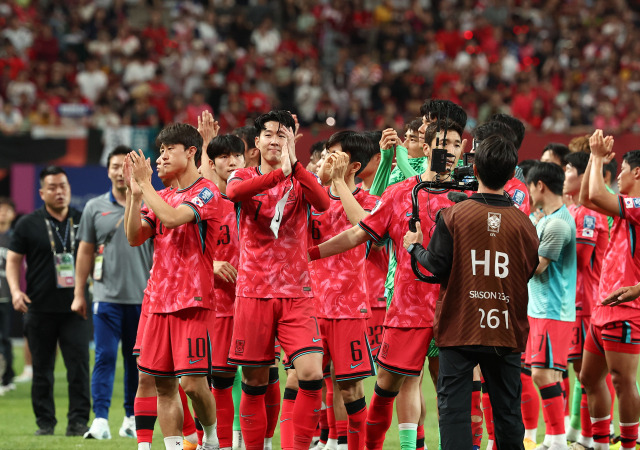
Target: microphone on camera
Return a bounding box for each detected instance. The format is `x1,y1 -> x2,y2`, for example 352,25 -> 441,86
447,191 -> 469,204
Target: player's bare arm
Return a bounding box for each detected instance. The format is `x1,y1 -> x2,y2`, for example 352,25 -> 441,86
71,240 -> 94,319
311,225 -> 370,260
330,151 -> 370,225
123,154 -> 154,245
578,154 -> 610,215
602,283 -> 640,306
534,256 -> 552,275
6,250 -> 31,313
587,130 -> 620,217
213,260 -> 238,283
130,149 -> 196,229
198,110 -> 220,183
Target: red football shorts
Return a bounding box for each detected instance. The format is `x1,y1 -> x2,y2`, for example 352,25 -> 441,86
211,316 -> 237,374
376,326 -> 433,377
274,339 -> 282,362
132,308 -> 149,357
568,315 -> 591,361
367,307 -> 386,358
584,320 -> 640,356
319,318 -> 375,382
138,307 -> 215,377
524,317 -> 572,371
228,297 -> 323,367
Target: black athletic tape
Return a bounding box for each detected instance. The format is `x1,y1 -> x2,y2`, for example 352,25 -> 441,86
298,379 -> 323,391
283,387 -> 298,400
241,382 -> 268,396
211,376 -> 235,390
344,397 -> 367,415
374,382 -> 399,398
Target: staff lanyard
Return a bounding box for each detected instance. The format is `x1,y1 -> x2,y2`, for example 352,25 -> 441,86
44,217 -> 75,254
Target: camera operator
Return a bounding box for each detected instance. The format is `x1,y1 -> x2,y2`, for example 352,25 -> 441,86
403,135 -> 539,450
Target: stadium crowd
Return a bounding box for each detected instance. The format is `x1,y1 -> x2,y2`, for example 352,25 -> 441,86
2,0 -> 640,135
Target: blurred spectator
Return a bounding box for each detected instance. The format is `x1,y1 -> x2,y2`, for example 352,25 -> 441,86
250,17 -> 280,56
0,102 -> 23,135
76,59 -> 108,104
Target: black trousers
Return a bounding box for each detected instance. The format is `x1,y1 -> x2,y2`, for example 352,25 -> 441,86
24,311 -> 90,429
0,301 -> 14,385
438,346 -> 524,450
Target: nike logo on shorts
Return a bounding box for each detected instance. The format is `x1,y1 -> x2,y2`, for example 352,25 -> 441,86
531,353 -> 539,358
350,362 -> 363,369
312,338 -> 322,343
241,414 -> 254,418
280,418 -> 292,423
313,409 -> 321,413
189,359 -> 203,364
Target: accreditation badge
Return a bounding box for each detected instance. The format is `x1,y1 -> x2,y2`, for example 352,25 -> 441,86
54,252 -> 75,288
93,244 -> 104,281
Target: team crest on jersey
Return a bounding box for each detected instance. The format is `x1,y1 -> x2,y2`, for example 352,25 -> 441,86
234,339 -> 245,355
191,188 -> 214,208
381,343 -> 389,359
635,198 -> 640,208
487,212 -> 502,233
584,215 -> 596,230
512,189 -> 525,206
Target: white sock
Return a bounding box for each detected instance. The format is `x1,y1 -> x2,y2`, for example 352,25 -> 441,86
185,432 -> 197,444
202,421 -> 219,447
565,415 -> 571,431
542,435 -> 552,447
593,443 -> 609,450
398,423 -> 418,431
486,439 -> 495,450
264,437 -> 272,448
138,443 -> 152,450
336,444 -> 348,450
325,438 -> 338,450
549,434 -> 567,445
566,425 -> 580,441
578,435 -> 594,448
164,436 -> 183,449
610,421 -> 615,436
524,428 -> 537,441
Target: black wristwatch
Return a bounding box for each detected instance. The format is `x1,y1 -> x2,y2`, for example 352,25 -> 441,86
406,243 -> 417,254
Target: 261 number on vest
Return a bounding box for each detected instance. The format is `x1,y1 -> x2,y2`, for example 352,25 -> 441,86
478,308 -> 508,329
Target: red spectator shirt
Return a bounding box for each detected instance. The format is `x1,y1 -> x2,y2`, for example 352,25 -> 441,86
568,204 -> 608,317
227,162 -> 330,299
593,196 -> 640,325
213,193 -> 239,318
141,178 -> 220,313
309,186 -> 379,319
358,176 -> 454,328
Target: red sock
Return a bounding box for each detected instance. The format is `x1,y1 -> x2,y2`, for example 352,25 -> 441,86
318,407 -> 329,444
540,382 -> 565,435
345,397 -> 367,450
471,381 -> 483,447
563,373 -> 571,417
416,424 -> 425,450
606,374 -> 615,419
212,377 -> 235,449
591,415 -> 611,444
265,368 -> 281,439
281,388 -> 297,450
326,379 -> 337,440
481,382 -> 495,441
521,372 -> 540,430
240,382 -> 268,450
365,384 -> 398,450
134,396 -> 157,445
580,387 -> 593,439
194,416 -> 203,446
292,379 -> 322,450
179,385 -> 197,437
619,422 -> 639,449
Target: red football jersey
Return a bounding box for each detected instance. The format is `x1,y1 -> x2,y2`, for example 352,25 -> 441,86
309,187 -> 379,319
568,204 -> 608,317
593,196 -> 640,325
228,166 -> 317,298
505,177 -> 530,216
213,193 -> 239,317
142,178 -> 220,313
366,242 -> 389,310
359,176 -> 454,328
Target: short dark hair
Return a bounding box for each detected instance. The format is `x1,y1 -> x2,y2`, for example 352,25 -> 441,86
0,196 -> 15,210
254,110 -> 295,135
310,140 -> 326,158
518,159 -> 538,179
491,113 -> 525,150
232,125 -> 259,149
206,135 -> 246,160
605,158 -> 617,178
472,121 -> 518,150
474,135 -> 518,190
39,166 -> 68,186
564,151 -> 589,176
623,150 -> 640,170
107,145 -> 132,167
420,99 -> 467,128
424,119 -> 463,149
362,130 -> 383,152
404,117 -> 423,133
155,123 -> 203,165
325,131 -> 375,176
526,161 -> 565,196
542,143 -> 570,165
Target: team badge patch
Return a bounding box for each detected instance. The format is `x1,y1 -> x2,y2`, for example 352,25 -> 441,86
635,198 -> 640,208
235,339 -> 245,355
198,187 -> 214,203
625,198 -> 635,208
192,197 -> 204,207
584,215 -> 596,230
381,343 -> 389,359
487,212 -> 502,233
582,229 -> 594,238
512,189 -> 525,206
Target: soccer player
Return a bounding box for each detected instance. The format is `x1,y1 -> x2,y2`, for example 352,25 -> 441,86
233,125 -> 260,168
562,151 -> 610,449
579,130 -> 640,450
541,143 -> 570,168
310,131 -> 379,450
198,133 -> 246,450
226,110 -> 330,450
525,162 -> 577,450
124,123 -> 221,450
308,119 -> 466,450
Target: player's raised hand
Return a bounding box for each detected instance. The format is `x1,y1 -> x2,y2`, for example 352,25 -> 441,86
317,150 -> 333,185
589,130 -> 614,158
380,128 -> 398,151
292,113 -> 304,143
198,110 -> 220,148
130,150 -> 153,185
602,284 -> 640,306
123,154 -> 133,189
403,220 -> 423,250
213,260 -> 238,283
283,125 -> 298,166
329,151 -> 349,182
